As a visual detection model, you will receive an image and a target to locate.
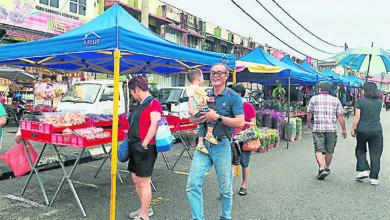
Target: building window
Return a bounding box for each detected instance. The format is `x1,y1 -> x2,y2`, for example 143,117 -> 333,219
70,0 -> 86,16
40,0 -> 59,8
221,45 -> 228,54
187,35 -> 199,49
165,27 -> 182,45
205,40 -> 215,52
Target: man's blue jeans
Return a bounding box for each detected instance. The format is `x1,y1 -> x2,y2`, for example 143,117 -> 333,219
186,139 -> 233,220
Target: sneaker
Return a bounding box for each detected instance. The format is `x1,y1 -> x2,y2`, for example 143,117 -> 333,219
195,143 -> 209,154
128,207 -> 153,219
356,170 -> 369,180
370,179 -> 379,185
325,168 -> 331,175
317,169 -> 328,180
205,133 -> 218,145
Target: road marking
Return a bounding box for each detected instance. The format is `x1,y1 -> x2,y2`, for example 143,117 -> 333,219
173,171 -> 210,176
40,209 -> 59,217
1,194 -> 46,208
72,180 -> 99,189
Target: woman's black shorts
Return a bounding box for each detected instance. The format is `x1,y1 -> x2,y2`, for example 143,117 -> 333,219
127,142 -> 158,177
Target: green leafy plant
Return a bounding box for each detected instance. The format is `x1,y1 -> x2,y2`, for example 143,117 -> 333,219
272,80 -> 286,97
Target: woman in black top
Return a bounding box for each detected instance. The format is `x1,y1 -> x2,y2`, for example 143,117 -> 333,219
351,82 -> 383,185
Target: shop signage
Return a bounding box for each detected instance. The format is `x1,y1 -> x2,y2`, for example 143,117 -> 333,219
306,57 -> 312,66
0,0 -> 88,38
82,31 -> 101,48
272,49 -> 285,60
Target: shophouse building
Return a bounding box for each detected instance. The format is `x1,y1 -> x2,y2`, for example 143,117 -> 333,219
0,0 -> 303,88
0,0 -> 99,44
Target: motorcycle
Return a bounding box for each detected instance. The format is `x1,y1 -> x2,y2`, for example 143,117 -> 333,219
4,97 -> 41,126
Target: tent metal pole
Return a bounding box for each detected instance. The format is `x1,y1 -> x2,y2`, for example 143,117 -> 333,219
233,69 -> 237,84
110,49 -> 121,220
287,77 -> 290,149
366,42 -> 374,82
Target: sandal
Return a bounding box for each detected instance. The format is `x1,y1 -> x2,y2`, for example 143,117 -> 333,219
196,143 -> 209,155
239,187 -> 247,196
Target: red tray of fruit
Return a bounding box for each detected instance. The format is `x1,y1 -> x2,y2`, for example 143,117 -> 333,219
51,129 -> 112,148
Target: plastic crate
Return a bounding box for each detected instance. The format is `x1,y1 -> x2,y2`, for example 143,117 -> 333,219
51,129 -> 112,148
21,129 -> 52,143
20,118 -> 93,134
164,115 -> 180,131
164,115 -> 197,131
89,115 -> 129,128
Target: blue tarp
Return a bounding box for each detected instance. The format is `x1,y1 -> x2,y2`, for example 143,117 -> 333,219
235,47 -> 317,84
0,4 -> 235,74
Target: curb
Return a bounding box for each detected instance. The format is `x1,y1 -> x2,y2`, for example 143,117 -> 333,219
0,147 -> 110,181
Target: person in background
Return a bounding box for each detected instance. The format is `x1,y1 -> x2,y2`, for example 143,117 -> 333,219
186,63 -> 244,220
306,82 -> 347,180
384,93 -> 390,111
351,82 -> 383,185
186,68 -> 217,155
0,103 -> 6,147
231,84 -> 256,196
127,76 -> 162,220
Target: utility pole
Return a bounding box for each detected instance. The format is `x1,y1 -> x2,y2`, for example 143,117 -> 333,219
141,0 -> 149,27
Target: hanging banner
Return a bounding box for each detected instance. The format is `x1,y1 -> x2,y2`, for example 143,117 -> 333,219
272,49 -> 285,60
0,0 -> 89,38
306,57 -> 312,66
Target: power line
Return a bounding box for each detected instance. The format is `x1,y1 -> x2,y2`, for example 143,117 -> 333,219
255,0 -> 334,55
271,0 -> 344,48
230,0 -> 325,61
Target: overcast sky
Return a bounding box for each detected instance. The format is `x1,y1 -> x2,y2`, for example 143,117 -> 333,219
163,0 -> 389,61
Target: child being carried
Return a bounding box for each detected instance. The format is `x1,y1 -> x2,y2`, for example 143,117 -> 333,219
186,68 -> 217,155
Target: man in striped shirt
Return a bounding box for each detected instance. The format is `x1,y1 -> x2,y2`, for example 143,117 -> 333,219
306,82 -> 347,180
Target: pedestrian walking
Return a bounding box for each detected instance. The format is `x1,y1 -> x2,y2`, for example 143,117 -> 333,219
306,82 -> 347,180
186,63 -> 244,220
126,76 -> 162,220
384,93 -> 390,111
231,84 -> 256,196
351,82 -> 383,185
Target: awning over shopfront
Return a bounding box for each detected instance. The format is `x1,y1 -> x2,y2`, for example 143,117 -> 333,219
0,66 -> 39,81
188,31 -> 206,39
168,24 -> 187,32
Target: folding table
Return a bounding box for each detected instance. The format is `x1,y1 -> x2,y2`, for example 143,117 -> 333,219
163,128 -> 195,170
20,134 -> 113,217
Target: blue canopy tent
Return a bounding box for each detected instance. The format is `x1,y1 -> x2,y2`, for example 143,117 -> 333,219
234,48 -> 317,149
350,75 -> 364,86
322,68 -> 346,85
235,47 -> 317,84
299,60 -> 338,84
0,4 -> 235,217
280,56 -> 332,83
341,74 -> 358,87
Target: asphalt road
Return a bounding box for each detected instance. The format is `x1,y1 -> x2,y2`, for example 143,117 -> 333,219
0,111 -> 390,220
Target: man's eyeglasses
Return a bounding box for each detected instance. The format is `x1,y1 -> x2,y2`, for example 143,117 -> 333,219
210,71 -> 227,76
